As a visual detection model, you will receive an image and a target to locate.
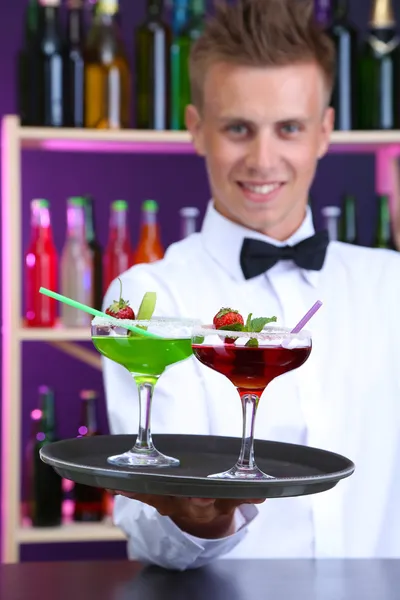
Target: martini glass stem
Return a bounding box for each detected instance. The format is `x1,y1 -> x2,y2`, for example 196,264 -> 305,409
237,391 -> 259,470
132,376 -> 158,452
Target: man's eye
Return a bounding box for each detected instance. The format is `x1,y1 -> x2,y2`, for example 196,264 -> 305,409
227,124 -> 248,135
280,123 -> 301,134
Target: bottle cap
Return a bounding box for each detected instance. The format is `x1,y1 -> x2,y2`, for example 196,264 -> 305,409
179,206 -> 199,218
31,199 -> 49,208
68,196 -> 86,207
111,200 -> 128,211
321,206 -> 341,218
142,199 -> 159,213
80,390 -> 97,401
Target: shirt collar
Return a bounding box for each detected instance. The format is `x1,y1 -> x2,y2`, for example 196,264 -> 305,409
201,201 -> 321,288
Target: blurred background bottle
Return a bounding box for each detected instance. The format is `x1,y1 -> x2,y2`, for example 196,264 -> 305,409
63,0 -> 85,127
179,206 -> 199,238
170,0 -> 190,130
83,196 -> 103,310
321,205 -> 341,241
339,194 -> 358,244
26,386 -> 63,527
374,194 -> 396,249
84,0 -> 131,128
73,390 -> 107,522
38,0 -> 64,127
329,0 -> 357,130
134,199 -> 164,264
103,200 -> 133,293
17,0 -> 41,125
358,0 -> 400,130
135,0 -> 171,129
60,197 -> 93,326
25,199 -> 58,327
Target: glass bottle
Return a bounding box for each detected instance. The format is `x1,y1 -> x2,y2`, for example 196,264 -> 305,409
103,200 -> 133,292
179,206 -> 199,238
38,0 -> 64,127
73,390 -> 107,522
25,199 -> 58,327
135,0 -> 171,129
17,0 -> 41,125
358,0 -> 400,130
63,0 -> 85,127
60,196 -> 93,326
84,0 -> 131,128
134,200 -> 164,264
374,194 -> 396,249
27,386 -> 63,527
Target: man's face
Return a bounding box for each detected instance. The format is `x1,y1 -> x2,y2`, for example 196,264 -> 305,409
186,61 -> 334,240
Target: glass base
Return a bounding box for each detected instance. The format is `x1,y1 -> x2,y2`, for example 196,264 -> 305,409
107,447 -> 180,468
207,464 -> 274,480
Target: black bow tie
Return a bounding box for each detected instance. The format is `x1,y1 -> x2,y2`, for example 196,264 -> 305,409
240,230 -> 329,280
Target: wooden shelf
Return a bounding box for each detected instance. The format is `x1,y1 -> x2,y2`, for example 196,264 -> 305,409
15,122 -> 400,154
18,325 -> 90,342
17,522 -> 126,544
3,112 -> 400,563
19,125 -> 194,154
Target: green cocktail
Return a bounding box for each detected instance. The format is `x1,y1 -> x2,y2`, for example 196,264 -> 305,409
91,316 -> 200,468
92,336 -> 192,377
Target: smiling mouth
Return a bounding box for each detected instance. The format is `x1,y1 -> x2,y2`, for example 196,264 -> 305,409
238,182 -> 282,195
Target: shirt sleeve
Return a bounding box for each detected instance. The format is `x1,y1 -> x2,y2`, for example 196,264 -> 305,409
114,495 -> 259,570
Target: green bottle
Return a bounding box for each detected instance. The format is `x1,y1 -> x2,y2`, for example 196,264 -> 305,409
27,386 -> 63,527
187,0 -> 206,42
374,195 -> 396,249
358,0 -> 400,130
135,0 -> 172,129
170,0 -> 190,130
339,194 -> 358,244
170,0 -> 205,130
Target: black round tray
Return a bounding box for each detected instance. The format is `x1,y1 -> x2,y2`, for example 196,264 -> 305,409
40,434 -> 355,500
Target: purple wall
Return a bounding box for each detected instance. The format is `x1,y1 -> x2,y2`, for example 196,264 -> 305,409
0,0 -> 398,561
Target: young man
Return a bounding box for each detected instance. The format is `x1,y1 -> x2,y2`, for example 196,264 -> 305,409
102,0 -> 400,570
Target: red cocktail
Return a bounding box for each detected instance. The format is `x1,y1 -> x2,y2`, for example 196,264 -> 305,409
192,326 -> 312,480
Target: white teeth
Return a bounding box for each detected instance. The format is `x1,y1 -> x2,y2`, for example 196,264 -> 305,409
242,183 -> 280,194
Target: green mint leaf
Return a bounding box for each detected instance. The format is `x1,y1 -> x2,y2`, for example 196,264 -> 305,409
244,313 -> 252,332
245,337 -> 259,347
192,336 -> 205,344
249,316 -> 277,332
218,323 -> 244,332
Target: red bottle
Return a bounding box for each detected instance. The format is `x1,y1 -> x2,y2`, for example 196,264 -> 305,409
133,199 -> 164,265
103,200 -> 133,293
25,199 -> 58,327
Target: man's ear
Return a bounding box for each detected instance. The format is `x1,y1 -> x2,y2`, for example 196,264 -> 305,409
185,104 -> 205,156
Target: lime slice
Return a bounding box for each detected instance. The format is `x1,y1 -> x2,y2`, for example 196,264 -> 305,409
136,292 -> 157,321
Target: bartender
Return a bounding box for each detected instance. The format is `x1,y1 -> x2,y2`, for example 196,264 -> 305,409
102,0 -> 400,570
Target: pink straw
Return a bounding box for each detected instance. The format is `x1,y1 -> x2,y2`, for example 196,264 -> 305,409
290,300 -> 322,334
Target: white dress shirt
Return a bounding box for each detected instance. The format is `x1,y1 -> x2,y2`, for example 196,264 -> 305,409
102,201 -> 400,570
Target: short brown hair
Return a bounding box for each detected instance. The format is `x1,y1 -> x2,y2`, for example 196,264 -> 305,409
189,0 -> 336,109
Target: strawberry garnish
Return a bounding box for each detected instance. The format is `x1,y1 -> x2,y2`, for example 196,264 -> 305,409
105,278 -> 135,320
213,307 -> 245,344
213,307 -> 278,346
213,307 -> 244,330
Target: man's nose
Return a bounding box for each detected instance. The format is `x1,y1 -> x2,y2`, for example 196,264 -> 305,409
244,133 -> 280,174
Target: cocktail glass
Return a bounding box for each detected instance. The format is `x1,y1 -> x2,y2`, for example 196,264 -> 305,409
92,316 -> 200,468
192,325 -> 312,480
